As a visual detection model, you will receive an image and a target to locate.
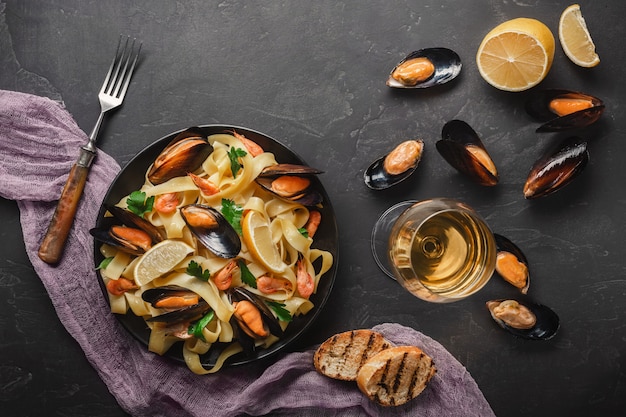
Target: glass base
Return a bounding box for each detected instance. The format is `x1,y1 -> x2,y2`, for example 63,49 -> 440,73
370,200 -> 417,280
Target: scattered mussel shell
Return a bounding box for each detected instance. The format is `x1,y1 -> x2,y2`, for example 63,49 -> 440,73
486,299 -> 559,340
523,136 -> 589,199
525,89 -> 605,132
386,48 -> 462,89
229,287 -> 283,352
256,163 -> 324,206
90,205 -> 165,255
147,127 -> 214,185
437,120 -> 499,186
180,204 -> 241,258
364,139 -> 424,190
494,234 -> 530,294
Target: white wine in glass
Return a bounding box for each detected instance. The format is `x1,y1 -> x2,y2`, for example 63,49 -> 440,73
374,198 -> 496,303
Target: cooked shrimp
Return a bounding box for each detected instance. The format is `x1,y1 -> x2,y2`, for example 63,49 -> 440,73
188,173 -> 220,195
305,210 -> 321,238
154,192 -> 180,214
106,277 -> 138,296
257,275 -> 293,294
232,130 -> 263,157
296,257 -> 314,299
212,260 -> 237,291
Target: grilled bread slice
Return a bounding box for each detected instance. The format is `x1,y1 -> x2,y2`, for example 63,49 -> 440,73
314,329 -> 393,381
356,345 -> 436,406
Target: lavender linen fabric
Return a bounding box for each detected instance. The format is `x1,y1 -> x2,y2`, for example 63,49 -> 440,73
0,90 -> 495,417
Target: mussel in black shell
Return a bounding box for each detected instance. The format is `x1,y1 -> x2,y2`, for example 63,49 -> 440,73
523,136 -> 589,199
147,127 -> 214,185
364,139 -> 424,190
256,164 -> 324,206
525,89 -> 605,132
90,205 -> 166,255
494,234 -> 530,294
486,299 -> 559,340
437,120 -> 498,186
387,48 -> 462,89
180,204 -> 241,258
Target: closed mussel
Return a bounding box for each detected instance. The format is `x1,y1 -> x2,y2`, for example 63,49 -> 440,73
523,136 -> 589,199
180,204 -> 241,258
387,48 -> 462,89
256,163 -> 324,206
525,89 -> 605,132
486,299 -> 559,340
147,127 -> 214,185
494,234 -> 530,294
437,120 -> 498,186
364,140 -> 424,190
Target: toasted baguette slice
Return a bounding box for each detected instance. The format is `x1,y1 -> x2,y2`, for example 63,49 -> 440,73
314,329 -> 393,381
356,345 -> 436,407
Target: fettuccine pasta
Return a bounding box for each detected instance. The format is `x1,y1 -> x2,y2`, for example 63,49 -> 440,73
96,130 -> 333,374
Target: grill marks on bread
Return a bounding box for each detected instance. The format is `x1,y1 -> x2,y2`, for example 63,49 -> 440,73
313,329 -> 392,381
356,346 -> 436,407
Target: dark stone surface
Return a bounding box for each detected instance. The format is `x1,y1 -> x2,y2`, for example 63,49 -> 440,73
1,1 -> 625,416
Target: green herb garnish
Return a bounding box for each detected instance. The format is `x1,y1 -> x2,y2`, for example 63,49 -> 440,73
186,260 -> 210,281
227,147 -> 247,178
221,198 -> 243,235
267,301 -> 292,322
126,190 -> 154,218
238,260 -> 256,288
188,310 -> 215,342
97,257 -> 114,270
298,227 -> 309,238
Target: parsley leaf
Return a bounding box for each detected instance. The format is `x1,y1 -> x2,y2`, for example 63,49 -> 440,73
97,257 -> 114,270
186,260 -> 210,281
126,190 -> 154,218
267,301 -> 292,322
221,199 -> 243,235
238,260 -> 257,288
227,147 -> 247,178
298,227 -> 309,238
188,310 -> 215,342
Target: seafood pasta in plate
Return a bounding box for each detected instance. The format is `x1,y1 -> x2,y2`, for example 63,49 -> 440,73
93,125 -> 338,374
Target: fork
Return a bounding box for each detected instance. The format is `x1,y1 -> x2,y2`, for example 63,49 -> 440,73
38,36 -> 142,264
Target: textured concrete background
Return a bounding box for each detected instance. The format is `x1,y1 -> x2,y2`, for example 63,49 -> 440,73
1,1 -> 624,416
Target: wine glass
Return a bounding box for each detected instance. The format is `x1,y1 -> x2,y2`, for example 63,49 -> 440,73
371,198 -> 496,303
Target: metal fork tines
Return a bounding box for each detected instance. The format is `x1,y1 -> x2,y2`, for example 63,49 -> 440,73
86,35 -> 142,151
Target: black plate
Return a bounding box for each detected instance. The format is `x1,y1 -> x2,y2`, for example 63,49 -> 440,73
94,124 -> 338,368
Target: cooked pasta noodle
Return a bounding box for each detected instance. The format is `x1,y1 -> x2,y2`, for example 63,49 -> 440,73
97,131 -> 333,374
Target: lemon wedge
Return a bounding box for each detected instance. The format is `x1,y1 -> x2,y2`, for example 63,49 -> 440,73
559,4 -> 600,67
133,240 -> 194,286
241,210 -> 287,274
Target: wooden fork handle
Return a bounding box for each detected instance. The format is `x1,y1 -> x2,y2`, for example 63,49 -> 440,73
38,148 -> 96,265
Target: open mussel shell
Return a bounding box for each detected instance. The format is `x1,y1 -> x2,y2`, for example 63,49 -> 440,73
525,89 -> 605,132
486,299 -> 559,340
256,163 -> 324,206
437,120 -> 498,186
523,136 -> 589,199
147,127 -> 213,185
387,47 -> 462,89
180,204 -> 241,258
230,287 -> 284,338
494,234 -> 530,294
364,140 -> 424,190
89,205 -> 166,255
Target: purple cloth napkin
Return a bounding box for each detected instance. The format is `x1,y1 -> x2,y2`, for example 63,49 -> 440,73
0,90 -> 495,417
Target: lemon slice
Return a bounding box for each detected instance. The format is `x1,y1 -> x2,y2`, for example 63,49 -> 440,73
476,18 -> 555,92
242,210 -> 287,274
559,4 -> 600,67
133,240 -> 194,286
